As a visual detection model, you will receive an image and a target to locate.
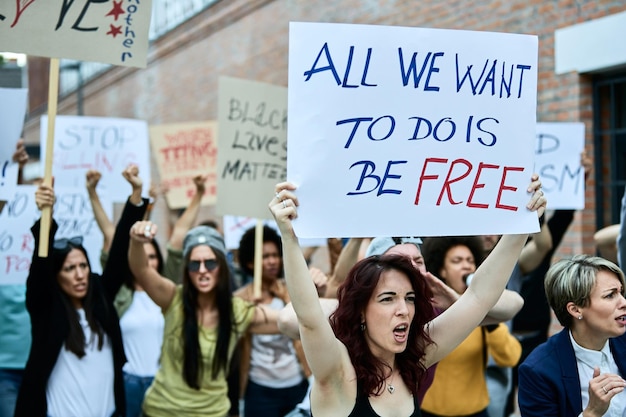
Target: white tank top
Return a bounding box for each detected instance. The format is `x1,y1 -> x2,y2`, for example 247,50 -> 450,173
120,290 -> 164,376
249,297 -> 304,388
46,308 -> 115,417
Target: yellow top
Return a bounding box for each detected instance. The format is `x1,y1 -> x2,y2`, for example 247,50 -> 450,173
421,324 -> 521,416
142,286 -> 254,417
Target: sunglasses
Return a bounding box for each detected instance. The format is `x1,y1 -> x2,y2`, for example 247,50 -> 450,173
188,259 -> 218,272
53,236 -> 84,251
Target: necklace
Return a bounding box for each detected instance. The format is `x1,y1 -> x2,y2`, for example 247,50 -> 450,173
387,370 -> 395,394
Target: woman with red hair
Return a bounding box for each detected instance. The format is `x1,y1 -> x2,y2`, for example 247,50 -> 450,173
269,177 -> 545,417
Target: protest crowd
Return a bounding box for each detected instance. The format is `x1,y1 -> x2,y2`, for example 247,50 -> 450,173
2,131 -> 626,417
2,2 -> 626,417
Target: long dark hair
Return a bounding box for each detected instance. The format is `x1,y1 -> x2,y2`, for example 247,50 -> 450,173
181,246 -> 235,389
331,254 -> 435,397
52,243 -> 104,357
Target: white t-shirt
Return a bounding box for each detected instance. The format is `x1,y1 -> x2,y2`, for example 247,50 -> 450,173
120,290 -> 164,376
46,308 -> 115,417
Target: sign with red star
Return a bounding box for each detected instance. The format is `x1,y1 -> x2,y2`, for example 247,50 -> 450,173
0,0 -> 153,68
106,24 -> 122,38
105,1 -> 125,21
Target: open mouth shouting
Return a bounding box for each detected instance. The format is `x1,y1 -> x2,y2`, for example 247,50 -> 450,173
393,323 -> 409,343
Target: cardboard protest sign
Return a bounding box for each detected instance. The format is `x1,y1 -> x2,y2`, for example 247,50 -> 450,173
288,22 -> 539,237
222,215 -> 326,250
40,115 -> 151,203
0,0 -> 152,68
0,185 -> 111,285
149,122 -> 218,209
534,122 -> 585,210
0,88 -> 28,201
217,76 -> 287,219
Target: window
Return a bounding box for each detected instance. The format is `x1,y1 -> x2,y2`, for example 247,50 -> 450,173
593,73 -> 626,228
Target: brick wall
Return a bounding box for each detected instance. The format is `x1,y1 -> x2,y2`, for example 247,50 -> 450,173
21,0 -> 626,265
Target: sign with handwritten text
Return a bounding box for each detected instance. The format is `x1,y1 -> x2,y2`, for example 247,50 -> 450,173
217,76 -> 287,219
288,22 -> 539,237
40,115 -> 151,203
0,88 -> 28,201
534,122 -> 585,209
0,0 -> 152,67
0,185 -> 112,285
149,122 -> 218,209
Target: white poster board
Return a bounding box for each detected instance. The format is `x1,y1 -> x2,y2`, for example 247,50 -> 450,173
217,76 -> 288,219
40,115 -> 151,202
0,185 -> 112,285
288,22 -> 539,237
0,1 -> 152,67
534,122 -> 585,210
0,88 -> 28,200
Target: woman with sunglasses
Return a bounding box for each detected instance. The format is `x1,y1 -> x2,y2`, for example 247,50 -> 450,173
128,221 -> 281,417
14,179 -> 149,417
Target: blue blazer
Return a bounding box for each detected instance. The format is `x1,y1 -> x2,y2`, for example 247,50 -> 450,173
518,328 -> 626,416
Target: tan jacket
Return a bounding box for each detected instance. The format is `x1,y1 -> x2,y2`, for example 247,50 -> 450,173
233,279 -> 311,396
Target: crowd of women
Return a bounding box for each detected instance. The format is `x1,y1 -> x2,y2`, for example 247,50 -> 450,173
2,139 -> 626,417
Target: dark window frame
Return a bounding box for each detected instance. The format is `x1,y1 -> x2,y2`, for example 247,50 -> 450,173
593,73 -> 626,229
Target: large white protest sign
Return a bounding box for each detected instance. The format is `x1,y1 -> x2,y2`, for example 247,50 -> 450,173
0,1 -> 152,68
535,122 -> 585,210
217,76 -> 287,219
40,115 -> 151,203
0,88 -> 28,200
0,185 -> 111,285
288,22 -> 539,237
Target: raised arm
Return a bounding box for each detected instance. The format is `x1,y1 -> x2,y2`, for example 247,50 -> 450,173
423,176 -> 546,368
517,218 -> 553,275
269,183 -> 351,387
26,184 -> 59,312
168,173 -> 208,251
14,138 -> 28,185
324,237 -> 363,298
128,220 -> 176,310
100,164 -> 148,299
86,170 -> 116,253
1,139 -> 29,213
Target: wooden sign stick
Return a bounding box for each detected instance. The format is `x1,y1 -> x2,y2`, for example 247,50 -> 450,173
38,57 -> 60,257
253,220 -> 264,299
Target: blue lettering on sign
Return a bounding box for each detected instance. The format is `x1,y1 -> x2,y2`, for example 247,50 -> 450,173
398,49 -> 443,91
347,160 -> 407,196
303,43 -> 377,87
455,54 -> 531,98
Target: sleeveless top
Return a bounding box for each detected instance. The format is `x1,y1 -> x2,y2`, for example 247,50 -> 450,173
313,380 -> 422,417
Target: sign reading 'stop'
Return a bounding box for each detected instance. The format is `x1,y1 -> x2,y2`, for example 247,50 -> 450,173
0,0 -> 152,68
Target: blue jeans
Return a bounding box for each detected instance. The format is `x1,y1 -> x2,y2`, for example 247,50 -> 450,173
123,372 -> 154,417
0,369 -> 23,417
244,379 -> 309,417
